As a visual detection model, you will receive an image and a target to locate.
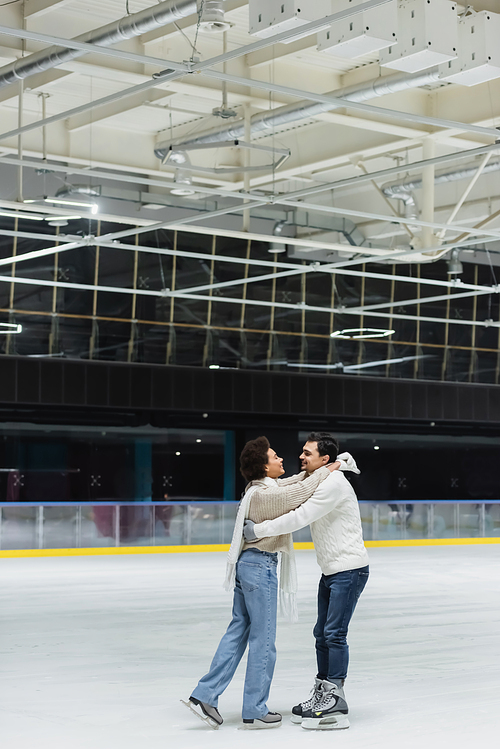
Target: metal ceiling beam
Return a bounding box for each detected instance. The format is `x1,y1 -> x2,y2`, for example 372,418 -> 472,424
280,199 -> 500,240
437,153 -> 493,240
0,68 -> 186,144
143,289 -> 500,329
0,1 -> 393,145
0,0 -> 390,86
1,274 -> 497,330
0,239 -> 89,268
198,70 -> 500,140
0,155 -> 267,203
0,24 -> 191,73
338,288 -> 496,314
167,273 -> 497,308
281,143 -> 500,203
66,89 -> 174,131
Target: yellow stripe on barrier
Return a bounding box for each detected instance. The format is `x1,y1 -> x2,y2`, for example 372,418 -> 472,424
364,537 -> 500,548
0,544 -> 231,558
1,537 -> 500,558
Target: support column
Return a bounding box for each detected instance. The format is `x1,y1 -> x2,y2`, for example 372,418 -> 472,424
421,138 -> 436,249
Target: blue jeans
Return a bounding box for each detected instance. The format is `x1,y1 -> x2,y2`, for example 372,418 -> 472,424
314,566 -> 369,682
191,549 -> 278,720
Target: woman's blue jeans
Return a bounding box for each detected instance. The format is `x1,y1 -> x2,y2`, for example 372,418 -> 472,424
313,565 -> 369,682
191,549 -> 278,720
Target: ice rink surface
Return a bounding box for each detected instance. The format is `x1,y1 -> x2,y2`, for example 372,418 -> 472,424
1,544 -> 499,749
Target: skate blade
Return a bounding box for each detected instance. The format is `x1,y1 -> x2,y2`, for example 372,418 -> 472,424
239,720 -> 282,730
301,714 -> 350,731
180,699 -> 220,730
290,714 -> 303,724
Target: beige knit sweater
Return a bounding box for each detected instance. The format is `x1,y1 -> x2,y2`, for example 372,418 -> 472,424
242,466 -> 331,554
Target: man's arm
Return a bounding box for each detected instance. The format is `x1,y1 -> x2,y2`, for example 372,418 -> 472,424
248,465 -> 331,524
251,472 -> 350,538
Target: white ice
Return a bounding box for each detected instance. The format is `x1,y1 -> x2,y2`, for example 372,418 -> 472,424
1,545 -> 499,749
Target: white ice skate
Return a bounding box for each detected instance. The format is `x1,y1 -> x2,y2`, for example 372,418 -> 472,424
301,680 -> 350,731
181,697 -> 223,730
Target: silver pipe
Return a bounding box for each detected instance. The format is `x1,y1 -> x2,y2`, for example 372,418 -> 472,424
0,0 -> 197,89
154,68 -> 442,158
383,160 -> 500,198
56,185 -> 101,197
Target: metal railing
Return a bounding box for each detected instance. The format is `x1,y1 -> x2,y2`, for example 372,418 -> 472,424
0,500 -> 499,551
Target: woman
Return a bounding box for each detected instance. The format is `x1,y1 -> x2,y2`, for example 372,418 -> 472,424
182,435 -> 340,730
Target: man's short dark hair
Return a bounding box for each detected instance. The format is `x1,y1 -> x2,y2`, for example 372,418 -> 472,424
306,432 -> 339,462
240,436 -> 270,482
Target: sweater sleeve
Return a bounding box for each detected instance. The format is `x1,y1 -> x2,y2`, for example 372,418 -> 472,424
253,472 -> 350,537
276,470 -> 307,486
248,466 -> 330,523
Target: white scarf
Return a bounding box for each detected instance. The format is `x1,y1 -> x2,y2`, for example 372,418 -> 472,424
223,481 -> 298,623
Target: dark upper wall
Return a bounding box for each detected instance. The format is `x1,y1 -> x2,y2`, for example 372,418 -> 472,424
1,355 -> 499,429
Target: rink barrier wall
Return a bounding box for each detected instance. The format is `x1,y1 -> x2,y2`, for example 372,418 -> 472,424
2,501 -> 499,554
2,537 -> 500,558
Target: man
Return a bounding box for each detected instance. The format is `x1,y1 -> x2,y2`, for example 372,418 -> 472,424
183,437 -> 340,731
244,432 -> 369,731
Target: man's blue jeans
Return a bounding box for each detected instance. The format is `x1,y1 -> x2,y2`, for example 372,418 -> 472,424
314,565 -> 369,682
191,549 -> 278,719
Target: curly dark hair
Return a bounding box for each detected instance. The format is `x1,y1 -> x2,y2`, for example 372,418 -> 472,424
240,436 -> 270,482
306,432 -> 339,462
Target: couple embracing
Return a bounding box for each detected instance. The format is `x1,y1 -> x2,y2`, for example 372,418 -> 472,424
183,432 -> 369,732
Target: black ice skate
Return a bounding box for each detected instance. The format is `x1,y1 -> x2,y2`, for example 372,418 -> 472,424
290,677 -> 323,724
301,679 -> 350,731
240,711 -> 282,730
181,696 -> 223,730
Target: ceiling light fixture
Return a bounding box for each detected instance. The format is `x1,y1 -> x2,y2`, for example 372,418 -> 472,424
199,0 -> 233,32
170,168 -> 196,196
447,249 -> 463,275
0,322 -> 22,334
268,244 -> 287,254
330,328 -> 395,340
44,197 -> 98,214
0,210 -> 44,221
44,215 -> 81,222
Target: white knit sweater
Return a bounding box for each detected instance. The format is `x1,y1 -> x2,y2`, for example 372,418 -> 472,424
252,469 -> 369,575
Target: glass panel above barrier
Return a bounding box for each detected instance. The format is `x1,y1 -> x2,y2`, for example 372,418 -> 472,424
43,506 -> 79,549
0,505 -> 37,550
2,501 -> 500,552
486,504 -> 500,536
81,505 -> 118,548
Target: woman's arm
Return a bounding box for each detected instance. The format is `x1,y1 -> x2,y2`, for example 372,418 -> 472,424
276,471 -> 307,486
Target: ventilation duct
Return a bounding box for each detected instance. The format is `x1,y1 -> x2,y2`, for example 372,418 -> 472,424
0,0 -> 197,90
55,185 -> 101,199
268,220 -> 292,253
154,68 -> 443,159
382,159 -> 500,198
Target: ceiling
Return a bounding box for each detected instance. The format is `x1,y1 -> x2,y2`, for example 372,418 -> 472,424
0,0 -> 500,381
